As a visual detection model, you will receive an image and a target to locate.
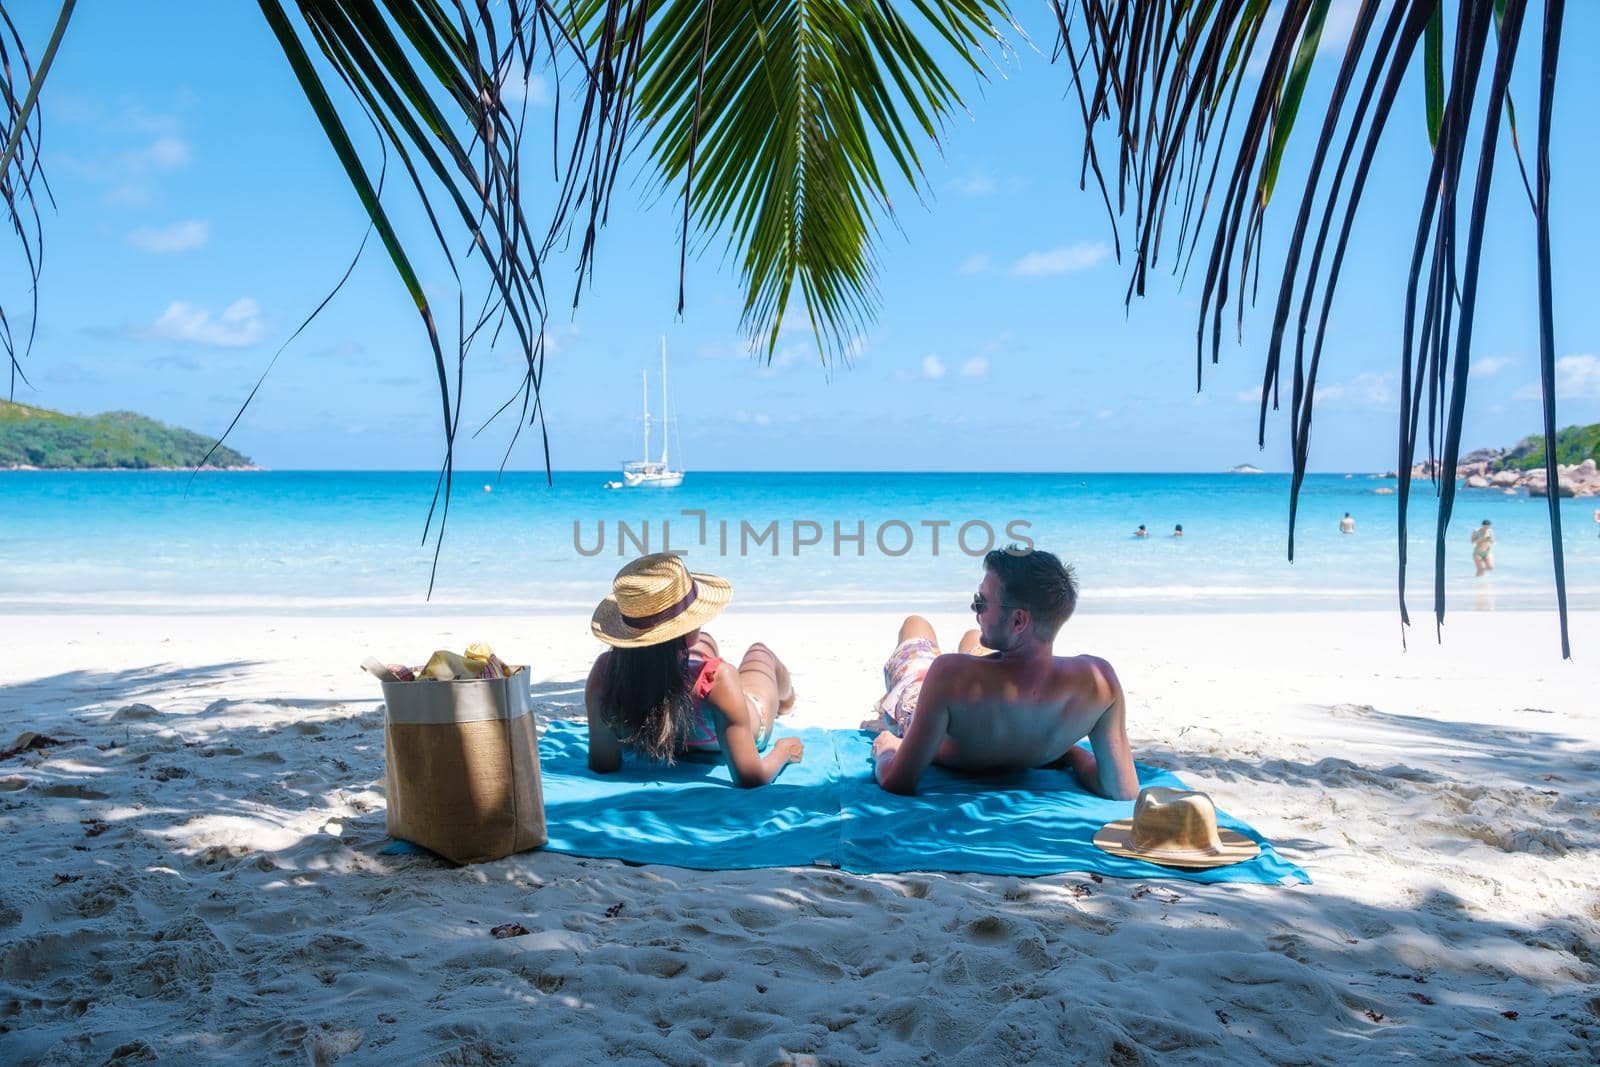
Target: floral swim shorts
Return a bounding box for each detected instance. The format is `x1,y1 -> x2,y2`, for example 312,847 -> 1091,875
873,637 -> 940,735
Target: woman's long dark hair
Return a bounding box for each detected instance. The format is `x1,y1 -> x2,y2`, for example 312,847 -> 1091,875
600,634 -> 695,763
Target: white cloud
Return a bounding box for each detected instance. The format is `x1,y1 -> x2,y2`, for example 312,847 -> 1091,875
1471,355 -> 1514,379
960,357 -> 988,379
120,106 -> 184,137
921,355 -> 946,380
126,219 -> 210,253
105,134 -> 193,205
1235,372 -> 1400,411
106,184 -> 153,208
951,172 -> 996,197
1318,0 -> 1364,57
1009,241 -> 1110,277
498,63 -> 551,107
958,253 -> 991,275
57,125 -> 193,205
127,136 -> 191,170
1314,371 -> 1394,410
1249,0 -> 1362,76
691,335 -> 816,373
1555,353 -> 1600,398
1516,353 -> 1600,400
140,298 -> 266,348
762,344 -> 805,376
734,410 -> 772,426
839,333 -> 869,363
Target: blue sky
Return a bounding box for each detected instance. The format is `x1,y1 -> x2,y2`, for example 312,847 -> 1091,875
7,2 -> 1600,472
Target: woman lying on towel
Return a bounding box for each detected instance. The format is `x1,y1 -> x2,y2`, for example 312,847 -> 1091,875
586,554 -> 803,786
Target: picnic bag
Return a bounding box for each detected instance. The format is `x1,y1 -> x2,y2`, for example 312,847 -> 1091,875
380,672 -> 546,864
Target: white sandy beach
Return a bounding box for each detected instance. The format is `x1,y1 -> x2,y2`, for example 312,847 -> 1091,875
2,609 -> 1597,1064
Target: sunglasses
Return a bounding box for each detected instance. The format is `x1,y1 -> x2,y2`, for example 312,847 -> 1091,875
971,593 -> 1023,615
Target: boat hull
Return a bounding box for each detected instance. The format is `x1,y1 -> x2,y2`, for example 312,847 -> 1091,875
622,470 -> 684,488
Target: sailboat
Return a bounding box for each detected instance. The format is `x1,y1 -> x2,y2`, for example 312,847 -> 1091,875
618,337 -> 684,489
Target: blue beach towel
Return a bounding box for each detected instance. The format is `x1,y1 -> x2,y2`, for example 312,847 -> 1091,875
536,720 -> 1308,885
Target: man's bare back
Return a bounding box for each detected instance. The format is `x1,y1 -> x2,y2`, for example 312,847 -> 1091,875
929,649 -> 1126,772
871,549 -> 1139,799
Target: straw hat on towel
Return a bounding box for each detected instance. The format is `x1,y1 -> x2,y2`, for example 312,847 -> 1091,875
1093,786 -> 1260,869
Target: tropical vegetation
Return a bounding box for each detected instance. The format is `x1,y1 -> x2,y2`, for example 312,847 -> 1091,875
0,1 -> 1581,650
0,399 -> 254,469
1498,422 -> 1600,471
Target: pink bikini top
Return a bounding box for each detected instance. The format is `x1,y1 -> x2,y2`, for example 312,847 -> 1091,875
688,656 -> 723,701
682,656 -> 724,750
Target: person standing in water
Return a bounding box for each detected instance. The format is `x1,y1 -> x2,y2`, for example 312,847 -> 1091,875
1173,524 -> 1183,539
1470,519 -> 1495,576
1134,525 -> 1148,539
1340,513 -> 1355,535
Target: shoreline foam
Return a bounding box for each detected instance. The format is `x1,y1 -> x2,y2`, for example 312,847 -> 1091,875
2,585 -> 1595,617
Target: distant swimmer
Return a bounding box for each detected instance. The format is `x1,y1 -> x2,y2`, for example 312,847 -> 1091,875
1594,508 -> 1599,537
1340,512 -> 1355,535
1173,524 -> 1183,539
1134,525 -> 1148,539
1470,519 -> 1495,576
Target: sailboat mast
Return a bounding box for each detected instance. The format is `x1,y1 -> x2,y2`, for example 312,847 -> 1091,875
660,336 -> 670,467
641,369 -> 650,464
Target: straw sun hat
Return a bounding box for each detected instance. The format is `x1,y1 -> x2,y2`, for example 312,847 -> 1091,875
1093,787 -> 1260,869
591,553 -> 732,648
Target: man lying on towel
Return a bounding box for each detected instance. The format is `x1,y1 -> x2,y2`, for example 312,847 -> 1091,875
869,546 -> 1140,799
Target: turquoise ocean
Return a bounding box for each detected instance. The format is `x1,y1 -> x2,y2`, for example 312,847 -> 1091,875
2,471 -> 1597,615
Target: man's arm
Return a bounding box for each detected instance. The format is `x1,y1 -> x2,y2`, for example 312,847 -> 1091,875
873,659 -> 953,794
1068,657 -> 1139,801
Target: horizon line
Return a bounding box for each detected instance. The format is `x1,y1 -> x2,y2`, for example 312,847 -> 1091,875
5,466 -> 1401,476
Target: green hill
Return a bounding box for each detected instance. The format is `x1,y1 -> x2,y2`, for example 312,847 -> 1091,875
0,400 -> 255,470
1498,423 -> 1600,471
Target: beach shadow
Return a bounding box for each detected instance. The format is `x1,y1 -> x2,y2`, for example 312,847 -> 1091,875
1142,702 -> 1600,843
1319,701 -> 1600,782
529,677 -> 585,721
0,660 -> 264,722
5,684 -> 1597,1064
983,873 -> 1600,1062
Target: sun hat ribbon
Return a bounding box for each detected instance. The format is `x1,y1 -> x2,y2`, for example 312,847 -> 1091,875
592,553 -> 733,648
620,585 -> 698,629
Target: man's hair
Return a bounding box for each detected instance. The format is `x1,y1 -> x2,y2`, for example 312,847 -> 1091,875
983,545 -> 1077,640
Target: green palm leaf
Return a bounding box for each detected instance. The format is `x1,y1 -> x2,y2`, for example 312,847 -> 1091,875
572,0 -> 1009,361
1056,0 -> 1572,654
0,0 -> 74,399
258,0 -> 564,594
0,0 -> 1583,652
1,0 -> 574,593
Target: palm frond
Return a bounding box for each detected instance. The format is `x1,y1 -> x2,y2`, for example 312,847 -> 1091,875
1532,0 -> 1568,657
254,0 -> 575,594
0,0 -> 73,400
1,0 -> 577,594
564,0 -> 1010,363
1057,0 -> 1574,655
